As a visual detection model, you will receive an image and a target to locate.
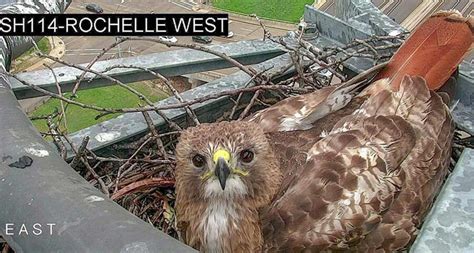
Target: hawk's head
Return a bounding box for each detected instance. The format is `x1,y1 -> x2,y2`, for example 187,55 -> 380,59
175,121 -> 281,204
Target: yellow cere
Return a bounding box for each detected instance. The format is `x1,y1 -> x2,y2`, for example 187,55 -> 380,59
200,171 -> 213,180
232,168 -> 249,177
213,149 -> 231,163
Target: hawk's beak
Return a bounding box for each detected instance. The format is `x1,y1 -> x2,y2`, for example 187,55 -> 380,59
213,149 -> 231,190
215,157 -> 230,190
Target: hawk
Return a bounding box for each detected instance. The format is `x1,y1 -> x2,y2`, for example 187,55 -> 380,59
174,11 -> 473,252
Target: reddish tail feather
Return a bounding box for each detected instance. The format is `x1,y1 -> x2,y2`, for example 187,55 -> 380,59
375,10 -> 473,91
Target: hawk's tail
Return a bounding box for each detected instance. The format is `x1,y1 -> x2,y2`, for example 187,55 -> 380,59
375,10 -> 473,91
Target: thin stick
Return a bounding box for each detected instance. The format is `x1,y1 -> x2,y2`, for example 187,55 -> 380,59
102,64 -> 200,125
70,136 -> 90,169
71,37 -> 126,96
142,110 -> 168,159
10,72 -> 308,114
45,64 -> 68,131
62,134 -> 109,196
121,37 -> 259,78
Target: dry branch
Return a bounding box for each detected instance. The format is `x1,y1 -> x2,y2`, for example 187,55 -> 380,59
111,178 -> 175,200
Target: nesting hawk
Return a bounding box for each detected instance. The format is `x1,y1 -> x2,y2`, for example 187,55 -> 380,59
174,11 -> 473,252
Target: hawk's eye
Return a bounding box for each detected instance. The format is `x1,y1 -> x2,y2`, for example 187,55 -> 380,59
192,154 -> 206,168
240,150 -> 254,163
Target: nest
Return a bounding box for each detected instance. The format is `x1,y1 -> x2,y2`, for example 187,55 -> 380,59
2,24 -> 472,252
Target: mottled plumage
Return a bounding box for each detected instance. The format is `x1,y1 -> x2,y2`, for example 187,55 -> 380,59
174,11 -> 471,253
260,77 -> 454,252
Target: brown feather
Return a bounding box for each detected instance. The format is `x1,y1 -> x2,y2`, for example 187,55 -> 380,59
356,77 -> 454,252
375,10 -> 473,90
260,75 -> 453,252
248,81 -> 368,132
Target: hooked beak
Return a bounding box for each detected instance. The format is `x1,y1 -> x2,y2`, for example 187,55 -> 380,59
213,149 -> 231,190
215,157 -> 230,190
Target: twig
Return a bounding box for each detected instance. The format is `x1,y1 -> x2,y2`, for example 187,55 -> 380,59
45,64 -> 68,132
35,52 -> 156,107
111,177 -> 175,200
102,64 -> 200,126
114,163 -> 138,193
10,72 -> 308,114
70,136 -> 89,169
71,37 -> 127,96
238,90 -> 261,120
87,156 -> 174,164
62,134 -> 109,196
142,110 -> 168,159
121,37 -> 259,78
250,14 -> 270,41
46,115 -> 67,159
229,66 -> 274,119
82,157 -> 109,196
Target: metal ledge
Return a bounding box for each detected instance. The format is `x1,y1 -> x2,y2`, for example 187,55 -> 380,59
452,62 -> 474,135
0,0 -> 194,252
11,40 -> 285,100
67,53 -> 293,158
410,148 -> 474,252
303,3 -> 401,74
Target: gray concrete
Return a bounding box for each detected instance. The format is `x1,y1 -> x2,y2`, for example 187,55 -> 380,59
59,0 -> 291,65
303,3 -> 402,73
452,62 -> 474,135
321,0 -> 472,23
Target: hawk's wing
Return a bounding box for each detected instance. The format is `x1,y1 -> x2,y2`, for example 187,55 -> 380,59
250,10 -> 471,134
261,76 -> 453,252
355,78 -> 455,251
248,80 -> 366,132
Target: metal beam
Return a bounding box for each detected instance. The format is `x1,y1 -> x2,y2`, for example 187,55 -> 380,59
410,148 -> 474,252
0,1 -> 195,252
303,3 -> 402,73
66,53 -> 293,158
11,40 -> 285,100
